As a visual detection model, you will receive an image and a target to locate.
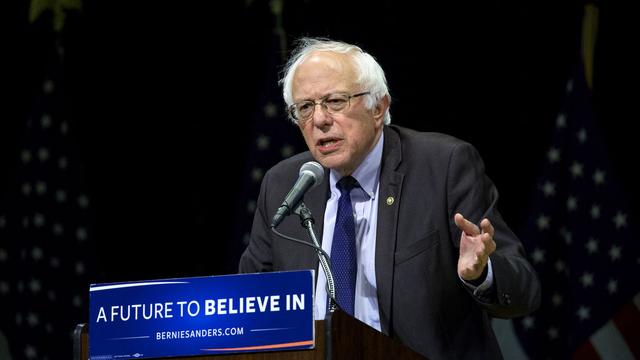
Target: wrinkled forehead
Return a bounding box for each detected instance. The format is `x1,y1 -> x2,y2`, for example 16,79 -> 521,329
292,51 -> 359,98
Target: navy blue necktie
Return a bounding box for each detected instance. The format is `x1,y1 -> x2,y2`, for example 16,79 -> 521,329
331,176 -> 359,316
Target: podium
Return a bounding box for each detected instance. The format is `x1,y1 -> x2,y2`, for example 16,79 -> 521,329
74,309 -> 427,360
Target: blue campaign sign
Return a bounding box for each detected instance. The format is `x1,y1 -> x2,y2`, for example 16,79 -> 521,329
88,270 -> 314,359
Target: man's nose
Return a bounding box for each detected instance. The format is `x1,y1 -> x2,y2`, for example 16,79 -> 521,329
311,103 -> 333,127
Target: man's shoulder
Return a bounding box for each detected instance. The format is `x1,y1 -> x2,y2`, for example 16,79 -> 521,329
388,124 -> 471,151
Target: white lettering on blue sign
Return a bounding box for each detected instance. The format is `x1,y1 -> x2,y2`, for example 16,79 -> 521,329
95,294 -> 306,323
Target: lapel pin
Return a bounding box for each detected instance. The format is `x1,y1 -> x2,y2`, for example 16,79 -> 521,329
386,196 -> 395,206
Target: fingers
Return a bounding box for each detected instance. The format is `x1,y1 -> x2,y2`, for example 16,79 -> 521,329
480,218 -> 495,237
457,215 -> 497,280
474,240 -> 495,264
454,213 -> 480,236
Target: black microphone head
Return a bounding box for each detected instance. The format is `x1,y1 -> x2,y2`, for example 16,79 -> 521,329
270,161 -> 324,228
299,161 -> 324,186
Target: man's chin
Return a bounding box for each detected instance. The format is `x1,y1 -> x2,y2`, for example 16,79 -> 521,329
315,156 -> 352,176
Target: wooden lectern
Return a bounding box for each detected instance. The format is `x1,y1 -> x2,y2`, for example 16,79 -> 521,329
74,309 -> 426,360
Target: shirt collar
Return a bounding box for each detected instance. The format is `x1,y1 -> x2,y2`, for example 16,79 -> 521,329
329,132 -> 384,200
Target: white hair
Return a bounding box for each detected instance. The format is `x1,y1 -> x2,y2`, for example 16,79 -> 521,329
280,38 -> 391,124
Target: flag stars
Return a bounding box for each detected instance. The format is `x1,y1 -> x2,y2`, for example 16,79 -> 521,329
609,245 -> 621,261
607,279 -> 618,294
55,189 -> 67,203
613,212 -> 627,229
547,147 -> 561,163
52,223 -> 64,236
77,194 -> 90,209
522,316 -> 535,330
60,121 -> 68,135
590,205 -> 600,219
50,257 -> 60,268
593,169 -> 606,185
27,313 -> 39,327
536,215 -> 550,230
21,149 -> 32,164
33,213 -> 46,228
57,42 -> 65,58
246,200 -> 256,214
577,128 -> 588,143
76,227 -> 88,242
22,182 -> 32,196
551,293 -> 563,306
554,260 -> 566,273
32,247 -> 43,261
560,227 -> 573,244
569,162 -> 584,178
58,157 -> 68,169
577,305 -> 591,320
566,79 -> 574,93
43,79 -> 55,94
251,167 -> 264,182
547,327 -> 559,340
556,113 -> 567,128
580,272 -> 594,288
38,147 -> 50,162
0,281 -> 9,294
29,279 -> 41,293
585,238 -> 598,254
541,181 -> 556,197
263,102 -> 278,118
532,247 -> 545,264
281,145 -> 294,158
25,344 -> 37,359
566,196 -> 578,212
35,181 -> 47,195
256,135 -> 270,150
41,114 -> 52,128
75,262 -> 85,275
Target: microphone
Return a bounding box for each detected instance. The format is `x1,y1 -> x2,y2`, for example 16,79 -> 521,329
271,161 -> 324,228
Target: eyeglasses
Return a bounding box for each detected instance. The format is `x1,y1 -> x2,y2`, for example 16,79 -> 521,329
288,91 -> 370,123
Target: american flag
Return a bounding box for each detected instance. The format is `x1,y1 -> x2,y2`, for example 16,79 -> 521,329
0,18 -> 94,359
233,0 -> 305,258
497,62 -> 640,359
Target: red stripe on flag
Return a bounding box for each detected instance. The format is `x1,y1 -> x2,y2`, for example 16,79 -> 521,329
573,341 -> 599,360
612,302 -> 640,358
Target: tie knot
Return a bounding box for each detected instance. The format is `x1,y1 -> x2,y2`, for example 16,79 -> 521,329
336,176 -> 359,194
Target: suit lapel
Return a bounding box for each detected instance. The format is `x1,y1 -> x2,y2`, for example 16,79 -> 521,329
376,126 -> 403,335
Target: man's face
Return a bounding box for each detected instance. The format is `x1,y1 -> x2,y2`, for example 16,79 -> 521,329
292,51 -> 385,176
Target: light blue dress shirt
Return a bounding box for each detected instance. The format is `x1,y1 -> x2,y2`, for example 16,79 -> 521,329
314,132 -> 494,330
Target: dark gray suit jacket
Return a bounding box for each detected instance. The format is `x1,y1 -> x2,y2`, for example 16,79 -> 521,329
239,125 -> 540,359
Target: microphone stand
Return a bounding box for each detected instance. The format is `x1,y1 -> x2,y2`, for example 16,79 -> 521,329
294,203 -> 337,313
294,202 -> 336,360
270,202 -> 337,360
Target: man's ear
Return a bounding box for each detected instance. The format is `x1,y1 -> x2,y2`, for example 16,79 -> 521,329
373,95 -> 390,123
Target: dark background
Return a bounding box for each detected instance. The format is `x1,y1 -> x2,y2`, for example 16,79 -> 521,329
1,0 -> 638,357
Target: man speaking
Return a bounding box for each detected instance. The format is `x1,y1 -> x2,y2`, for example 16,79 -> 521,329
239,37 -> 540,360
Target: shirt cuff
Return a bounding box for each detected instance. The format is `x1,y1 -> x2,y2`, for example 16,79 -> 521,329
460,258 -> 494,296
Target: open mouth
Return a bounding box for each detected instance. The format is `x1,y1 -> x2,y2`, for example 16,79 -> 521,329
317,138 -> 341,153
